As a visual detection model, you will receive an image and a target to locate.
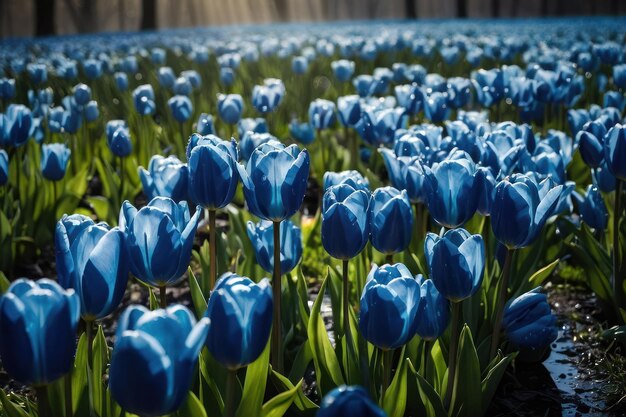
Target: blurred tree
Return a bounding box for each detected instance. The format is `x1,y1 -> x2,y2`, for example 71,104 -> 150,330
274,0 -> 289,21
63,0 -> 97,33
34,0 -> 55,36
406,0 -> 417,19
457,0 -> 467,18
491,0 -> 499,17
541,0 -> 548,15
141,0 -> 157,30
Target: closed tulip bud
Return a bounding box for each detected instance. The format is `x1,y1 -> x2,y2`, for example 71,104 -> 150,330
471,68 -> 504,107
0,150 -> 8,186
577,185 -> 608,231
238,141 -> 310,221
158,67 -> 176,90
220,67 -> 235,86
133,84 -> 156,116
151,48 -> 166,64
109,305 -> 209,416
337,95 -> 362,128
415,276 -> 450,341
577,121 -> 607,168
323,170 -> 369,192
359,263 -> 421,350
0,279 -> 80,385
424,92 -> 450,123
238,117 -> 268,139
252,79 -> 285,114
289,119 -> 315,144
205,273 -> 273,369
139,155 -> 189,202
613,64 -> 626,90
380,149 -> 426,203
292,56 -> 308,75
119,197 -> 200,287
72,83 -> 91,106
196,113 -> 215,136
394,84 -> 424,116
168,95 -> 193,123
331,59 -> 355,82
106,121 -> 132,157
423,152 -> 484,228
0,78 -> 16,100
173,76 -> 192,96
317,385 -> 386,417
593,161 -> 616,193
55,216 -> 128,320
309,99 -> 336,130
83,59 -> 102,80
247,220 -> 302,274
27,63 -> 47,85
84,100 -> 99,123
491,174 -> 563,249
114,72 -> 128,91
188,139 -> 239,209
604,124 -> 626,180
217,93 -> 244,125
353,75 -> 375,97
186,133 -> 238,162
425,229 -> 484,302
322,184 -> 370,260
1,104 -> 32,148
503,287 -> 557,352
368,187 -> 413,255
41,143 -> 71,181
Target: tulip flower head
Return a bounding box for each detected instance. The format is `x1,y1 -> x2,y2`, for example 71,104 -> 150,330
503,287 -> 557,352
139,155 -> 189,202
246,220 -> 302,274
317,385 -> 386,417
41,143 -> 71,181
368,187 -> 413,255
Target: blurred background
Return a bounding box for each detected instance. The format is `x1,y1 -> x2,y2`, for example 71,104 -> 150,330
1,0 -> 625,38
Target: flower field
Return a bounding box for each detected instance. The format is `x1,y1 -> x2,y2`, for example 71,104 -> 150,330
0,17 -> 625,417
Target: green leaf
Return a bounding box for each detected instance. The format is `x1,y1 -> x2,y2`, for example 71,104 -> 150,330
92,325 -> 108,415
235,341 -> 270,417
148,287 -> 159,311
72,333 -> 88,414
307,272 -> 345,397
270,370 -> 318,413
177,391 -> 208,417
527,259 -> 560,288
450,325 -> 482,417
0,389 -> 30,417
480,352 -> 516,415
382,350 -> 408,417
261,379 -> 302,417
0,271 -> 10,294
408,360 -> 447,417
188,267 -> 208,319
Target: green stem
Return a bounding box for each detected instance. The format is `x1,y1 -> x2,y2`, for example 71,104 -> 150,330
386,254 -> 393,264
15,147 -> 21,201
271,220 -> 283,373
65,372 -> 73,417
347,126 -> 358,170
318,128 -> 327,174
85,321 -> 95,417
224,369 -> 237,417
119,156 -> 124,204
444,302 -> 461,410
421,340 -> 430,375
613,179 -> 623,307
489,248 -> 514,359
159,285 -> 167,308
381,349 -> 393,406
36,385 -> 50,417
209,209 -> 217,290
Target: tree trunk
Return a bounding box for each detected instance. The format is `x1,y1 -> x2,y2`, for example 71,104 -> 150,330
541,0 -> 549,16
405,0 -> 417,19
274,0 -> 288,21
456,0 -> 467,18
34,0 -> 55,36
140,0 -> 157,30
491,0 -> 499,17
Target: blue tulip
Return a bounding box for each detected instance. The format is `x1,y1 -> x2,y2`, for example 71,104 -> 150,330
109,305 -> 209,416
577,185 -> 608,231
613,64 -> 626,90
369,187 -> 413,255
1,104 -> 32,147
0,78 -> 16,100
158,67 -> 176,90
425,228 -> 484,302
503,287 -> 557,352
359,263 -> 421,350
217,94 -> 244,125
380,149 -> 426,204
353,75 -> 375,97
27,63 -> 47,85
567,109 -> 590,136
415,276 -> 450,341
119,197 -> 200,287
238,141 -> 310,221
133,84 -> 156,116
73,83 -> 91,106
477,167 -> 497,216
84,101 -> 99,123
246,220 -> 302,274
205,273 -> 272,369
139,155 -> 189,202
491,174 -> 563,249
424,92 -> 450,123
0,279 -> 80,385
471,68 -> 504,107
322,184 -> 370,260
323,170 -> 369,191
220,67 -> 235,86
337,95 -> 362,128
181,70 -> 201,89
252,79 -> 285,113
0,150 -> 8,186
604,91 -> 625,112
188,138 -> 239,209
41,143 -> 71,181
151,48 -> 166,64
114,72 -> 129,91
423,153 -> 484,228
309,99 -> 336,130
173,76 -> 192,96
83,59 -> 103,80
394,84 -> 424,116
331,60 -> 355,82
195,113 -> 215,136
289,120 -> 315,144
447,77 -> 472,108
593,160 -> 616,193
106,120 -> 132,157
55,216 -> 128,320
604,124 -> 626,180
356,107 -> 406,146
238,117 -> 268,139
317,385 -> 386,417
186,133 -> 238,166
292,56 -> 308,75
168,95 -> 193,123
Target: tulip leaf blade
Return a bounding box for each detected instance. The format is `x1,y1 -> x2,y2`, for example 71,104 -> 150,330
307,272 -> 345,397
527,258 -> 560,288
92,325 -> 108,416
72,332 -> 89,415
235,340 -> 270,417
383,349 -> 408,417
177,391 -> 208,417
261,379 -> 302,417
270,369 -> 318,413
0,389 -> 30,417
188,267 -> 208,319
148,287 -> 159,311
0,271 -> 9,294
480,352 -> 516,415
450,325 -> 482,417
408,359 -> 447,417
